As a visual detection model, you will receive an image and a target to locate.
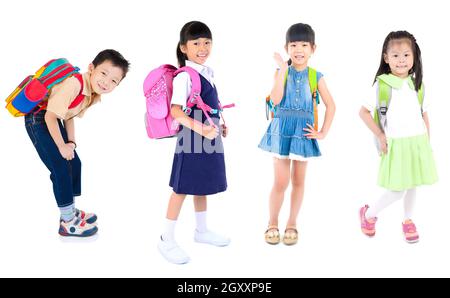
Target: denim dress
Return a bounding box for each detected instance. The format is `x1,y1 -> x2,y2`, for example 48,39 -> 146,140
259,66 -> 323,160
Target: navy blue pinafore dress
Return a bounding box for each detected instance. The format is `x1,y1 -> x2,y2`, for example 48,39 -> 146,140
169,75 -> 227,195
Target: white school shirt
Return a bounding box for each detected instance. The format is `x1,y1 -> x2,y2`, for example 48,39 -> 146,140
363,76 -> 429,139
171,60 -> 215,107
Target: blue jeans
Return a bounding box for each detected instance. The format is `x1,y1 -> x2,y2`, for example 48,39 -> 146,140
25,110 -> 81,207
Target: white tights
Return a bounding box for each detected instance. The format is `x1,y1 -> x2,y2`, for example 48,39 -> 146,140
366,188 -> 416,220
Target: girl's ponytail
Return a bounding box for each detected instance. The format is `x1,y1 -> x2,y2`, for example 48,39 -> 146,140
412,40 -> 423,92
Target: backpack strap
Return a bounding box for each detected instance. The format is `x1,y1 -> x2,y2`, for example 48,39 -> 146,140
375,79 -> 391,132
68,73 -> 85,109
33,73 -> 85,115
217,102 -> 235,127
175,66 -> 216,128
308,67 -> 319,104
308,67 -> 319,131
417,83 -> 424,114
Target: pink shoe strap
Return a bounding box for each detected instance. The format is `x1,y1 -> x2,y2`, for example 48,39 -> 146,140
403,222 -> 417,233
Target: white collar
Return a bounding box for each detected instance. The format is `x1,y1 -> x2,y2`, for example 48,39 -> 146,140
185,60 -> 214,79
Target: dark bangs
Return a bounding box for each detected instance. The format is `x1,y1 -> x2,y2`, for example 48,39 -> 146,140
181,21 -> 212,43
286,23 -> 315,45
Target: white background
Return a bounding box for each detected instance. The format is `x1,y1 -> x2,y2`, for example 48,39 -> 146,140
0,0 -> 449,277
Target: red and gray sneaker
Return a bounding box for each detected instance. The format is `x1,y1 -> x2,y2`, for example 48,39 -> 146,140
59,217 -> 98,237
75,209 -> 97,225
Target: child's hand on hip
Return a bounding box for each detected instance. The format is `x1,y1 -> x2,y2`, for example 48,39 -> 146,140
58,143 -> 75,161
303,124 -> 325,140
203,124 -> 220,140
221,124 -> 228,137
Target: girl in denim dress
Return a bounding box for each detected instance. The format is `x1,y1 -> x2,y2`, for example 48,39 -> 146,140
259,23 -> 336,245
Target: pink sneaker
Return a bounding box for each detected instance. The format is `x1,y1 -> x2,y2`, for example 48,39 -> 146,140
402,220 -> 419,243
359,205 -> 377,237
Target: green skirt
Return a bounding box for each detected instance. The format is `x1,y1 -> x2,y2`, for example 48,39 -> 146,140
378,134 -> 438,191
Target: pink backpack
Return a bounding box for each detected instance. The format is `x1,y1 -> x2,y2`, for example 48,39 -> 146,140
143,64 -> 234,139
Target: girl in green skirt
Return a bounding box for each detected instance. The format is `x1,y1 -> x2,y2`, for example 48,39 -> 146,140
359,31 -> 438,243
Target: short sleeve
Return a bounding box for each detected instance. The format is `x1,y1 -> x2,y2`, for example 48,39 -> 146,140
171,72 -> 191,107
76,98 -> 100,118
46,77 -> 81,119
317,70 -> 324,82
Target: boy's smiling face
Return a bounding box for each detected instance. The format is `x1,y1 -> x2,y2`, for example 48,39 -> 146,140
88,60 -> 124,94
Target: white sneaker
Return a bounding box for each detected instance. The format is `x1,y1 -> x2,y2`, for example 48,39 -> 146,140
194,230 -> 230,246
59,217 -> 98,237
157,237 -> 190,264
75,208 -> 97,225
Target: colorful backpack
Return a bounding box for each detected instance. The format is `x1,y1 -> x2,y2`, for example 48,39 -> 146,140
373,74 -> 424,154
5,58 -> 84,117
143,64 -> 234,139
265,67 -> 320,131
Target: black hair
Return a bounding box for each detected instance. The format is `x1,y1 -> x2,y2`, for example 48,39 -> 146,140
374,31 -> 423,91
176,21 -> 212,67
92,49 -> 130,79
285,23 -> 315,65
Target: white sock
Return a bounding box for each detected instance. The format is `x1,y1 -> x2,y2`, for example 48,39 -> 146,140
59,203 -> 76,222
366,190 -> 405,218
195,211 -> 208,233
162,218 -> 177,242
404,188 -> 416,221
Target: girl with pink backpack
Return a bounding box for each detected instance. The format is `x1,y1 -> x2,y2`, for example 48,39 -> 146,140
157,21 -> 230,264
